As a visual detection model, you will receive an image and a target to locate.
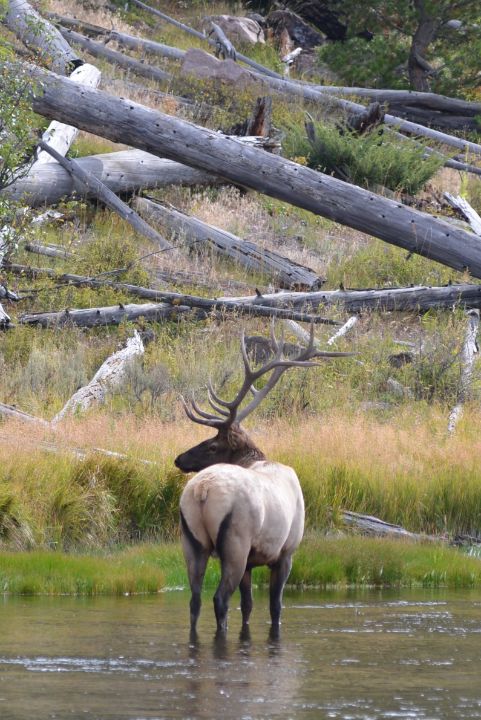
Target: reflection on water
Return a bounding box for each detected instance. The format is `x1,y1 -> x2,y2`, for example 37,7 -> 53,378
1,588 -> 481,719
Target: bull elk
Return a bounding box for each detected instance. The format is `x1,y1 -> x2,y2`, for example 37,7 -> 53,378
175,325 -> 351,635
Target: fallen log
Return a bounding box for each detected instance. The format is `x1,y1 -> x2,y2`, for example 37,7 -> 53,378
47,12 -> 186,60
6,264 -> 339,324
447,309 -> 480,434
0,303 -> 11,328
3,150 -> 220,208
37,141 -> 172,251
0,402 -> 49,425
340,510 -> 443,543
13,64 -> 481,278
52,331 -> 145,423
128,0 -> 282,79
25,243 -> 72,260
444,193 -> 481,237
209,20 -> 237,60
133,196 -> 324,290
19,302 -> 198,328
4,0 -> 81,74
58,27 -> 171,84
222,284 -> 481,312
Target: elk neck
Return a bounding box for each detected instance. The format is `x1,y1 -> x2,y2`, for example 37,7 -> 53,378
227,424 -> 266,467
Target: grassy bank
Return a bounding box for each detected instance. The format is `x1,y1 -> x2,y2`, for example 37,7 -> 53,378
2,410 -> 481,552
1,536 -> 481,596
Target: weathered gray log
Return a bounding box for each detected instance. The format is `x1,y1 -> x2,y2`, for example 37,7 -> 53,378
4,0 -> 81,74
0,402 -> 49,425
47,13 -> 186,60
6,264 -> 338,323
3,150 -> 220,207
25,243 -> 72,259
133,196 -> 323,290
37,141 -> 172,251
13,65 -> 481,278
33,63 -> 101,166
52,331 -> 145,423
19,302 -> 197,328
128,0 -> 282,79
58,27 -> 171,84
210,21 -> 237,60
447,309 -> 480,434
340,510 -> 442,543
444,194 -> 481,236
0,303 -> 11,327
314,86 -> 481,117
223,284 -> 481,312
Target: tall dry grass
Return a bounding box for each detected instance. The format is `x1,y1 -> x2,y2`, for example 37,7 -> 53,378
1,407 -> 481,550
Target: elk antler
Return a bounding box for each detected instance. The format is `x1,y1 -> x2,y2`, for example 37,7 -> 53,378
181,323 -> 354,428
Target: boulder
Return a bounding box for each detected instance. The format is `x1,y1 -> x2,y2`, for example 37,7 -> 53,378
180,49 -> 267,90
202,15 -> 265,44
266,9 -> 324,55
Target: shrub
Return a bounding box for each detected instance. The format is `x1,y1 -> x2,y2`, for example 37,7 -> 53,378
285,121 -> 443,195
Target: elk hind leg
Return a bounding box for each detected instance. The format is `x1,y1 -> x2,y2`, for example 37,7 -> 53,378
239,568 -> 253,628
213,513 -> 249,633
269,553 -> 293,631
181,511 -> 209,634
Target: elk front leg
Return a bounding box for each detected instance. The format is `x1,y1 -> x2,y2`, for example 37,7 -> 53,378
269,554 -> 292,631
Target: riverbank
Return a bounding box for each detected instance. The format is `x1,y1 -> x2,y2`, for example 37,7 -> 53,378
1,536 -> 481,596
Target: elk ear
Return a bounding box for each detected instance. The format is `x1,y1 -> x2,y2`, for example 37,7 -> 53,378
227,425 -> 246,451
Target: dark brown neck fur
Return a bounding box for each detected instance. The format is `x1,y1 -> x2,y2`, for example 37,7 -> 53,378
227,424 -> 266,467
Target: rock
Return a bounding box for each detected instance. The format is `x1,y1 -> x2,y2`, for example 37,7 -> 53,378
266,9 -> 325,56
180,49 -> 267,90
202,15 -> 265,45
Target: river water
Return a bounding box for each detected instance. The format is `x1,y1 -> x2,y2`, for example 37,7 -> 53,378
1,588 -> 481,719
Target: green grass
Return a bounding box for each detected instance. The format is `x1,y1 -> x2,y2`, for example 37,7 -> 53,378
1,536 -> 481,596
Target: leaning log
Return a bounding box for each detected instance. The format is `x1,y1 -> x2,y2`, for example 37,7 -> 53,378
13,64 -> 481,278
0,402 -> 49,425
133,196 -> 324,290
444,193 -> 481,237
129,0 -> 282,79
223,284 -> 481,312
47,13 -> 186,60
3,150 -> 220,207
19,302 -> 198,328
37,141 -> 172,251
4,0 -> 81,74
52,331 -> 145,423
58,27 -> 171,84
447,309 -> 480,434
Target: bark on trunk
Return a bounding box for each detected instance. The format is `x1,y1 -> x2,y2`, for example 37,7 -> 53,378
222,284 -> 481,313
19,302 -> 198,328
133,196 -> 323,290
408,3 -> 439,92
5,0 -> 81,74
13,65 -> 481,278
3,150 -> 220,207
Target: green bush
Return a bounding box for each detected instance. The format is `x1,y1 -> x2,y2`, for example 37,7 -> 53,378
286,120 -> 443,195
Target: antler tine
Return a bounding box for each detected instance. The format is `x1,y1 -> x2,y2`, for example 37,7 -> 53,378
269,319 -> 284,359
207,381 -> 231,417
180,395 -> 225,428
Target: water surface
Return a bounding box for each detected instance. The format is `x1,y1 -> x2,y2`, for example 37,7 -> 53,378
1,588 -> 481,719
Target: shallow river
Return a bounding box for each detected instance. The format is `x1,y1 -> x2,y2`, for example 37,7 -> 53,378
1,588 -> 481,719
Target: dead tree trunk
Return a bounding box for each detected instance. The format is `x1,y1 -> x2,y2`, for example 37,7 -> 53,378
4,0 -> 81,74
222,284 -> 481,313
58,27 -> 171,83
3,150 -> 220,207
447,309 -> 480,434
444,194 -> 481,237
133,196 -> 323,290
37,141 -> 172,251
13,64 -> 481,278
19,302 -> 198,328
52,331 -> 145,423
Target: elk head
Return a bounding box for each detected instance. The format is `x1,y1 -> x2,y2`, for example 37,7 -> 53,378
175,324 -> 352,473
